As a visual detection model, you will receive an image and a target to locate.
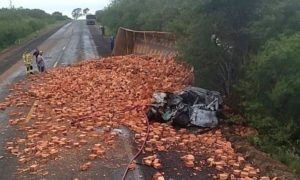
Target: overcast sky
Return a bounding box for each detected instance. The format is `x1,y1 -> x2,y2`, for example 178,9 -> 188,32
0,0 -> 111,17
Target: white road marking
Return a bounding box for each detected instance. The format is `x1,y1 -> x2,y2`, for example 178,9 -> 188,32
53,61 -> 58,68
53,46 -> 67,67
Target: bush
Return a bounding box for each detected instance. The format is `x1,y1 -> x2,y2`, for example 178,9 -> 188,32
0,8 -> 68,51
239,33 -> 300,159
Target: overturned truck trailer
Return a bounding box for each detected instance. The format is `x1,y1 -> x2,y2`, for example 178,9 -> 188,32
112,27 -> 177,59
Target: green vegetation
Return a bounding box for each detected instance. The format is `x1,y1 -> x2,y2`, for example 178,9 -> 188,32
72,8 -> 82,20
0,8 -> 69,51
240,33 -> 300,174
71,8 -> 91,20
96,0 -> 300,174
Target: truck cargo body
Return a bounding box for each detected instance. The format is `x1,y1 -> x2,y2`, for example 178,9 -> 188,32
112,27 -> 177,59
86,15 -> 96,25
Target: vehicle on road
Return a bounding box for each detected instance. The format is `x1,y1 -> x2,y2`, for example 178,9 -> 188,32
86,14 -> 96,25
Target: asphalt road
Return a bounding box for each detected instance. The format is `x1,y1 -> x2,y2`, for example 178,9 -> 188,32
0,20 -> 139,180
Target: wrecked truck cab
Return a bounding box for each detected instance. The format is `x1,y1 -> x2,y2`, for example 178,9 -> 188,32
147,87 -> 223,128
179,87 -> 223,110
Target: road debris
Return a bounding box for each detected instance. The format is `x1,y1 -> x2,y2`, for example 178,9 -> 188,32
147,87 -> 223,128
181,154 -> 195,168
128,160 -> 136,171
0,55 -> 272,179
142,155 -> 162,169
80,162 -> 92,171
153,172 -> 165,180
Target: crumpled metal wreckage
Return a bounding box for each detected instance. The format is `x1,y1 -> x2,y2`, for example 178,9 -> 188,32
146,87 -> 223,128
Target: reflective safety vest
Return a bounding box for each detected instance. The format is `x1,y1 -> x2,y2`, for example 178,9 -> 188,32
22,52 -> 32,65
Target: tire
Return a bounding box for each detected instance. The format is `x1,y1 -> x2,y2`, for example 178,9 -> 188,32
173,113 -> 190,127
146,108 -> 156,120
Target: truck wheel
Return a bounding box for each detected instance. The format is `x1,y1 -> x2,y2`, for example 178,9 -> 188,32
146,109 -> 156,120
173,113 -> 190,127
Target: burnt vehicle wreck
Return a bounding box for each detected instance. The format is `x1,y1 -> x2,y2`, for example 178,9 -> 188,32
146,87 -> 223,128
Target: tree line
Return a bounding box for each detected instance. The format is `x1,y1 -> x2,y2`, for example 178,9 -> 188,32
71,8 -> 90,20
96,0 -> 300,174
0,8 -> 69,51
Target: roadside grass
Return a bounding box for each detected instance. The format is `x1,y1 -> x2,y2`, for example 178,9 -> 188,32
276,151 -> 300,176
17,20 -> 69,45
225,113 -> 300,177
247,135 -> 300,177
0,20 -> 69,53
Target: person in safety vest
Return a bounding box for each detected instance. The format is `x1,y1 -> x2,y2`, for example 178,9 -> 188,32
22,49 -> 33,74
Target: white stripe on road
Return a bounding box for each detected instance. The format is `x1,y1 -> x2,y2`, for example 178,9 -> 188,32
53,46 -> 67,68
53,61 -> 58,68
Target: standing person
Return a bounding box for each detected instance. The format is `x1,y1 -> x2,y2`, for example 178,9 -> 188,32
110,36 -> 114,52
100,26 -> 105,36
36,51 -> 45,72
22,49 -> 33,74
33,48 -> 39,66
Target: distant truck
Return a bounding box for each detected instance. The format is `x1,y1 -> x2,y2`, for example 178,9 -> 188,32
86,14 -> 96,25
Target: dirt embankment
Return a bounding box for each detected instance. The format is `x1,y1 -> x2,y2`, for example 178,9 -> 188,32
222,125 -> 298,180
